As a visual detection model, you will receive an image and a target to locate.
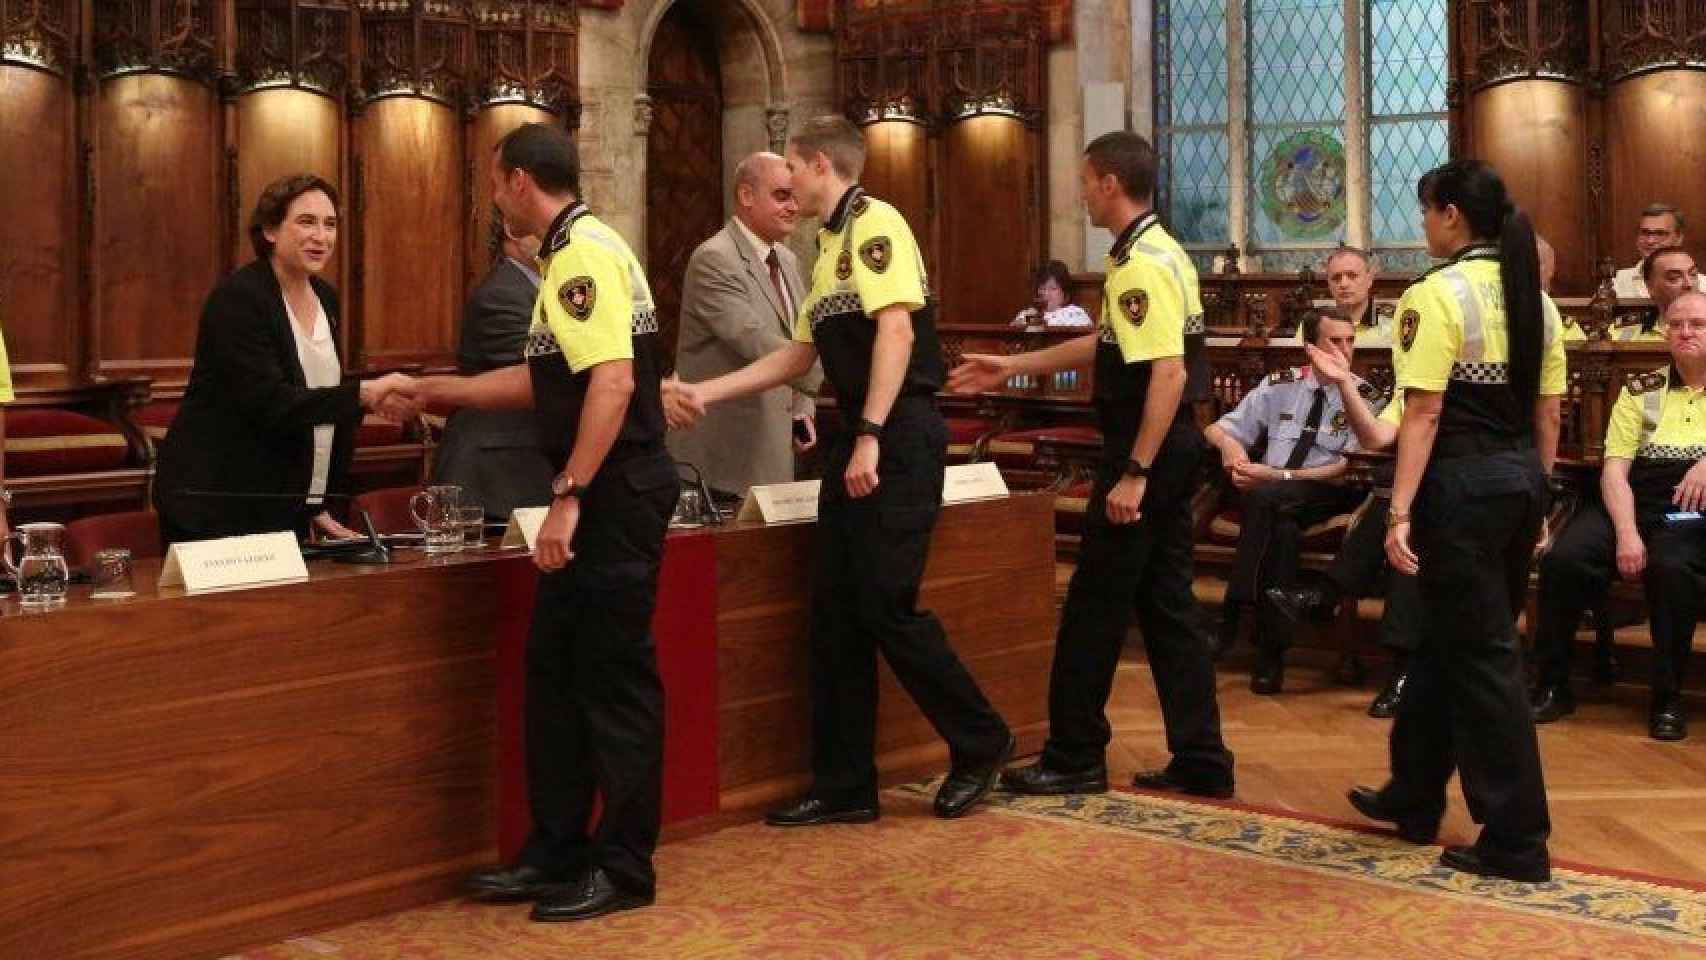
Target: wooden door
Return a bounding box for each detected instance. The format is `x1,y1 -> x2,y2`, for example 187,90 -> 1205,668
646,1 -> 724,374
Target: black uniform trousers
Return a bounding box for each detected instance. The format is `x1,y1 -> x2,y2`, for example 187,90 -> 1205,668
808,397 -> 1011,806
1325,494 -> 1423,654
517,450 -> 680,896
1226,478 -> 1365,647
1043,425 -> 1234,784
1535,501 -> 1706,697
1387,449 -> 1550,868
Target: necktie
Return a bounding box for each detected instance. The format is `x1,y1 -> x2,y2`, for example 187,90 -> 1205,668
766,249 -> 791,324
1284,387 -> 1327,470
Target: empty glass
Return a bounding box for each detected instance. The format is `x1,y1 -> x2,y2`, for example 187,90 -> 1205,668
91,547 -> 136,599
671,487 -> 706,528
4,522 -> 70,608
459,505 -> 486,548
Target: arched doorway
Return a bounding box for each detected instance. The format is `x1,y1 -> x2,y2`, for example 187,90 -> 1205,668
645,0 -> 724,374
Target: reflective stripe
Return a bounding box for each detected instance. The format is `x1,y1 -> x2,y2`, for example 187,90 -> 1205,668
1437,267 -> 1486,362
1638,368 -> 1668,448
1133,238 -> 1205,336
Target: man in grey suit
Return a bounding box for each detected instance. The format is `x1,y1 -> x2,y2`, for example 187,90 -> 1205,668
432,215 -> 556,519
669,152 -> 822,500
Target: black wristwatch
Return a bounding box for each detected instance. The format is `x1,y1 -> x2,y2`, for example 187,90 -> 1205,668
1124,459 -> 1151,478
551,472 -> 582,500
854,417 -> 885,440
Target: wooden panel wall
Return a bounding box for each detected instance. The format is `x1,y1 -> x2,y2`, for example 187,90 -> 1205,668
861,120 -> 930,245
94,75 -> 223,383
1605,71 -> 1706,273
235,90 -> 345,293
0,66 -> 78,385
358,99 -> 464,367
1470,80 -> 1589,291
940,116 -> 1035,324
468,104 -> 553,289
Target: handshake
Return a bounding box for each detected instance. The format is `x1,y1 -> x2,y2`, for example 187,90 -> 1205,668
661,377 -> 708,429
358,372 -> 424,423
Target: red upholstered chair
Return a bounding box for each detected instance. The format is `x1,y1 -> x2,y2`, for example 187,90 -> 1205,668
349,485 -> 424,535
984,424 -> 1103,489
3,409 -> 133,478
944,416 -> 996,464
64,510 -> 165,568
132,401 -> 180,445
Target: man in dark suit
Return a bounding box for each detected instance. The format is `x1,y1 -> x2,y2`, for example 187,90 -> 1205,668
433,215 -> 555,519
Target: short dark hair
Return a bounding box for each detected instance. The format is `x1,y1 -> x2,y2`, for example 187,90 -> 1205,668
1084,132 -> 1158,202
1642,244 -> 1692,283
1033,259 -> 1073,295
1641,202 -> 1685,231
1302,307 -> 1353,346
1324,245 -> 1373,272
789,115 -> 866,181
249,173 -> 339,261
495,122 -> 580,196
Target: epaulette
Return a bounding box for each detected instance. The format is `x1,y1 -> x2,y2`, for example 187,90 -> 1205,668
850,194 -> 871,218
1628,368 -> 1669,395
1268,367 -> 1300,386
1356,379 -> 1382,401
543,222 -> 572,256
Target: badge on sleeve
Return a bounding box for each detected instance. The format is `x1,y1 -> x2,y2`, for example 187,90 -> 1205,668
1331,410 -> 1348,432
859,236 -> 892,274
1117,289 -> 1148,329
1398,308 -> 1420,351
835,251 -> 853,282
559,276 -> 597,321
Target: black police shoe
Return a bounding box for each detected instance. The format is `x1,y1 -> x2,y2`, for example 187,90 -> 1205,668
764,796 -> 880,827
1529,685 -> 1576,724
530,868 -> 654,922
1367,669 -> 1411,719
465,863 -> 570,902
1439,845 -> 1550,883
935,734 -> 1016,819
1250,647 -> 1284,695
1264,584 -> 1339,626
1346,785 -> 1440,844
1000,760 -> 1109,795
1132,768 -> 1234,799
1650,697 -> 1687,742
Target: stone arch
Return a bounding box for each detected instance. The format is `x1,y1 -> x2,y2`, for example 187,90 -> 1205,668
635,0 -> 791,120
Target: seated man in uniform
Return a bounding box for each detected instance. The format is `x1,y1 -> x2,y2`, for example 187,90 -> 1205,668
1325,246 -> 1388,346
1613,203 -> 1705,300
1529,291 -> 1706,741
1204,309 -> 1378,693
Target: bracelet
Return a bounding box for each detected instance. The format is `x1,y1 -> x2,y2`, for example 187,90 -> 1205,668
1386,511 -> 1411,527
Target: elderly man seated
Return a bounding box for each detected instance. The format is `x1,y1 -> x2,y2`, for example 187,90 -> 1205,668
1613,204 -> 1705,300
1530,292 -> 1706,741
1205,309 -> 1382,693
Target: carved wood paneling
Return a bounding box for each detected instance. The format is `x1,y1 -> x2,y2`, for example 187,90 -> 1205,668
837,0 -> 1045,127
1459,0 -> 1589,90
357,0 -> 470,106
1602,0 -> 1706,82
92,0 -> 219,83
0,65 -> 77,382
939,117 -> 1035,325
235,0 -> 353,96
1,0 -> 75,75
471,0 -> 578,115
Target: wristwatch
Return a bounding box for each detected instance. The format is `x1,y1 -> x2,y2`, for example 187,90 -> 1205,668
551,472 -> 582,500
1123,459 -> 1150,478
0,486 -> 10,506
854,417 -> 885,440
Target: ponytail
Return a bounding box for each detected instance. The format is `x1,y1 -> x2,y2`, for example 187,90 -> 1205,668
1500,208 -> 1543,423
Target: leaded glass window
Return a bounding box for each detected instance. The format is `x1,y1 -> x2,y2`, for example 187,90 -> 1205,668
1155,0 -> 1231,247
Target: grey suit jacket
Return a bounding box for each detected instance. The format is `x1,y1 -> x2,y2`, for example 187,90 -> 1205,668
668,220 -> 823,496
433,257 -> 555,519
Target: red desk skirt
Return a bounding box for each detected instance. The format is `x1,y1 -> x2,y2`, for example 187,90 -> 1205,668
493,530 -> 722,859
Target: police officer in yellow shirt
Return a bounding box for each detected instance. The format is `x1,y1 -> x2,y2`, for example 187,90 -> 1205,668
950,131 -> 1234,799
409,123 -> 679,923
0,325 -> 12,542
1531,292 -> 1706,741
1607,247 -> 1702,342
1348,160 -> 1566,883
664,115 -> 1014,826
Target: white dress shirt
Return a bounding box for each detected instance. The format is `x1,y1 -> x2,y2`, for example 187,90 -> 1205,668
283,294 -> 341,505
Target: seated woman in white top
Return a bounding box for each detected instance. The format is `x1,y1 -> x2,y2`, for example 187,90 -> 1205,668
1011,260 -> 1093,329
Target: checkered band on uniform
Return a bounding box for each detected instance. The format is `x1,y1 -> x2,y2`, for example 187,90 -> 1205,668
1184,314 -> 1206,336
1450,361 -> 1509,384
526,327 -> 562,357
1638,443 -> 1706,461
809,291 -> 864,331
631,307 -> 659,336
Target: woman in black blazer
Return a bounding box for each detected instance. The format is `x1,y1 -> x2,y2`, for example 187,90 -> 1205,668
155,174 -> 412,544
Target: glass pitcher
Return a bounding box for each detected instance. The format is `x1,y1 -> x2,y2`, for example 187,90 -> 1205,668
410,484 -> 465,554
5,522 -> 71,608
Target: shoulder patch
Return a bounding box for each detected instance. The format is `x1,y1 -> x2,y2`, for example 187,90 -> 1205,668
1398,308 -> 1420,352
558,276 -> 596,321
835,250 -> 853,282
1356,379 -> 1380,400
1629,368 -> 1668,395
1117,289 -> 1148,329
858,236 -> 892,274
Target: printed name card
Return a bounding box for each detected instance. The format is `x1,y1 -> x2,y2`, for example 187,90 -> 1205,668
942,462 -> 1010,504
737,479 -> 823,524
158,532 -> 308,592
500,506 -> 550,550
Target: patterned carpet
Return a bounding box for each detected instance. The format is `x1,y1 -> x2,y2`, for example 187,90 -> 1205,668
234,783 -> 1706,959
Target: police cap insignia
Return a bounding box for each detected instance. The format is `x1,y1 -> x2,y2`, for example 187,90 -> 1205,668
859,236 -> 892,274
1117,289 -> 1148,329
835,250 -> 853,282
1398,308 -> 1420,351
559,276 -> 597,321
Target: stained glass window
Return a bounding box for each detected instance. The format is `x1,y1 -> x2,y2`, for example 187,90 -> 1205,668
1155,0 -> 1231,245
1248,0 -> 1347,251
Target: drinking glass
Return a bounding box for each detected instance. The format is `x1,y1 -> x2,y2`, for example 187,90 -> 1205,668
91,547 -> 136,599
410,484 -> 465,554
460,505 -> 487,548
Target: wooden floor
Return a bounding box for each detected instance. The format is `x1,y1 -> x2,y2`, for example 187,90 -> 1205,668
1098,630 -> 1706,888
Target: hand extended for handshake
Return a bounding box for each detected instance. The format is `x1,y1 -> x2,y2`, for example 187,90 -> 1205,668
357,372 -> 424,424
660,376 -> 707,430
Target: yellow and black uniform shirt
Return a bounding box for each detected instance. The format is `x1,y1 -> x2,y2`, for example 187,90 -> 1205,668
792,186 -> 942,405
1354,303 -> 1395,348
1123,213 -> 1209,400
525,203 -> 667,468
1393,244 -> 1567,456
1094,213 -> 1196,441
1604,365 -> 1706,520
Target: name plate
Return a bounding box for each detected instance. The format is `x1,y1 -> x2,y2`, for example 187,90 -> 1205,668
736,479 -> 822,524
500,506 -> 550,551
158,532 -> 309,592
942,462 -> 1010,504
